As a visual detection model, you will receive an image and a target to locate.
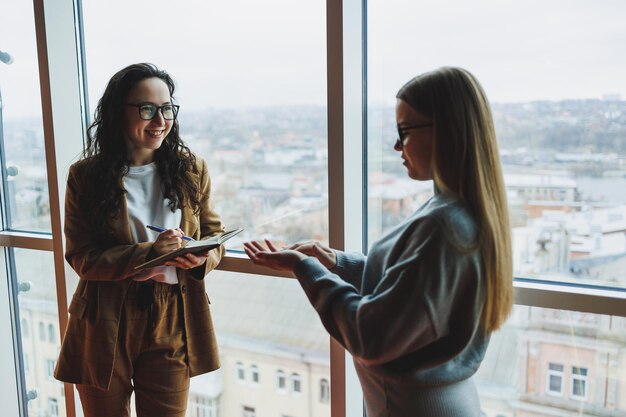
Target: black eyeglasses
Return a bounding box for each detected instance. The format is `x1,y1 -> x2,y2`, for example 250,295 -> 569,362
126,103 -> 180,120
396,122 -> 433,147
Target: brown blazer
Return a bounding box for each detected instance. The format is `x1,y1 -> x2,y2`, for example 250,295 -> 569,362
54,156 -> 225,390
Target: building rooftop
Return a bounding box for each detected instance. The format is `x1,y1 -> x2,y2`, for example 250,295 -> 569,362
206,270 -> 330,355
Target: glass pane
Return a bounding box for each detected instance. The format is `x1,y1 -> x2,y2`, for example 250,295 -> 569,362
0,0 -> 51,232
81,0 -> 329,249
548,375 -> 562,393
476,305 -> 626,414
367,0 -> 626,289
549,363 -> 563,372
572,379 -> 586,397
197,271 -> 330,417
13,249 -> 66,417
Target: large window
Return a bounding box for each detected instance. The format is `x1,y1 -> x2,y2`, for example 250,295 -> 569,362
367,0 -> 626,289
1,1 -> 625,417
0,0 -> 51,233
367,1 -> 626,416
79,2 -> 332,415
0,0 -> 66,415
14,250 -> 66,417
81,0 -> 329,248
202,272 -> 331,417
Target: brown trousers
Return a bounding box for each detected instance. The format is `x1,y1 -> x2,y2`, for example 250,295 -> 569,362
76,281 -> 189,417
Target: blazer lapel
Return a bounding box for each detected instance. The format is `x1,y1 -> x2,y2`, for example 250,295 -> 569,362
180,204 -> 199,239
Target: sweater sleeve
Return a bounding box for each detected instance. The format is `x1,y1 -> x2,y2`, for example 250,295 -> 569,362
330,251 -> 366,291
293,216 -> 483,367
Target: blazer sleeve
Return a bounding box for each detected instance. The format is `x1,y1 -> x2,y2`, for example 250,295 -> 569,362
188,157 -> 225,279
64,163 -> 153,281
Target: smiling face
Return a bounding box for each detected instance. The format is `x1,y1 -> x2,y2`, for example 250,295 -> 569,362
122,77 -> 174,166
394,99 -> 435,181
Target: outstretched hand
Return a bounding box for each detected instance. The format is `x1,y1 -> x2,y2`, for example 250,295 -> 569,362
289,240 -> 337,269
243,240 -> 308,273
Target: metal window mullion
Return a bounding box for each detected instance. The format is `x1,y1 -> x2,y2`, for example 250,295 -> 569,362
326,0 -> 347,413
0,247 -> 23,417
514,280 -> 626,317
0,231 -> 52,251
327,0 -> 365,416
34,0 -> 85,416
0,98 -> 13,229
218,261 -> 626,319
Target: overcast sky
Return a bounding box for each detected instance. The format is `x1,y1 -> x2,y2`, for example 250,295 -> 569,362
2,0 -> 626,118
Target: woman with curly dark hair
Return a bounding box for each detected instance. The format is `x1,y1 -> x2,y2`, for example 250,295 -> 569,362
54,63 -> 224,417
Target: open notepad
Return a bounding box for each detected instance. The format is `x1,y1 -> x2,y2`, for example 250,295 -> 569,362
134,228 -> 243,270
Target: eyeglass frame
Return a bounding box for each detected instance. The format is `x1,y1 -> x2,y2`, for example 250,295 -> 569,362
396,122 -> 433,148
126,103 -> 180,120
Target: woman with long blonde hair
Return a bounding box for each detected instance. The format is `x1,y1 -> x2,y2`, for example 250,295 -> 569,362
245,66 -> 513,416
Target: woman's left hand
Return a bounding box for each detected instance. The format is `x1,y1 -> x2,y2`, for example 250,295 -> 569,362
244,240 -> 307,272
164,251 -> 209,270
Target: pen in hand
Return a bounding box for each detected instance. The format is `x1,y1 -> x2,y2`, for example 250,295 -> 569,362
146,225 -> 194,241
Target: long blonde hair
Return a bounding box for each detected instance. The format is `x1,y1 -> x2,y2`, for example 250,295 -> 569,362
397,67 -> 513,332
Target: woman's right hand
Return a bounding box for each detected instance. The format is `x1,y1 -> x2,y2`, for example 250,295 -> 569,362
289,241 -> 337,269
152,228 -> 185,256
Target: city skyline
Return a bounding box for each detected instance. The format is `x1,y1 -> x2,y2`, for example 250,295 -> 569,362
3,97 -> 625,286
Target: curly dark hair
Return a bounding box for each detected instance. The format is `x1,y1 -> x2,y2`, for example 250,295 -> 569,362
80,63 -> 200,227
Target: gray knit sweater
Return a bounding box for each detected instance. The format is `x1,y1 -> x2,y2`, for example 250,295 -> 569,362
293,193 -> 489,416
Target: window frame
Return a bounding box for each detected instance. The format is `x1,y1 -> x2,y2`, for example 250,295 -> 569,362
48,323 -> 55,343
188,394 -> 218,417
38,321 -> 45,341
241,405 -> 255,417
250,364 -> 259,386
546,362 -> 564,396
0,0 -> 85,416
0,1 -> 624,417
235,361 -> 245,384
320,378 -> 330,404
48,397 -> 59,417
570,366 -> 588,401
45,358 -> 56,380
275,369 -> 287,394
290,372 -> 303,397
